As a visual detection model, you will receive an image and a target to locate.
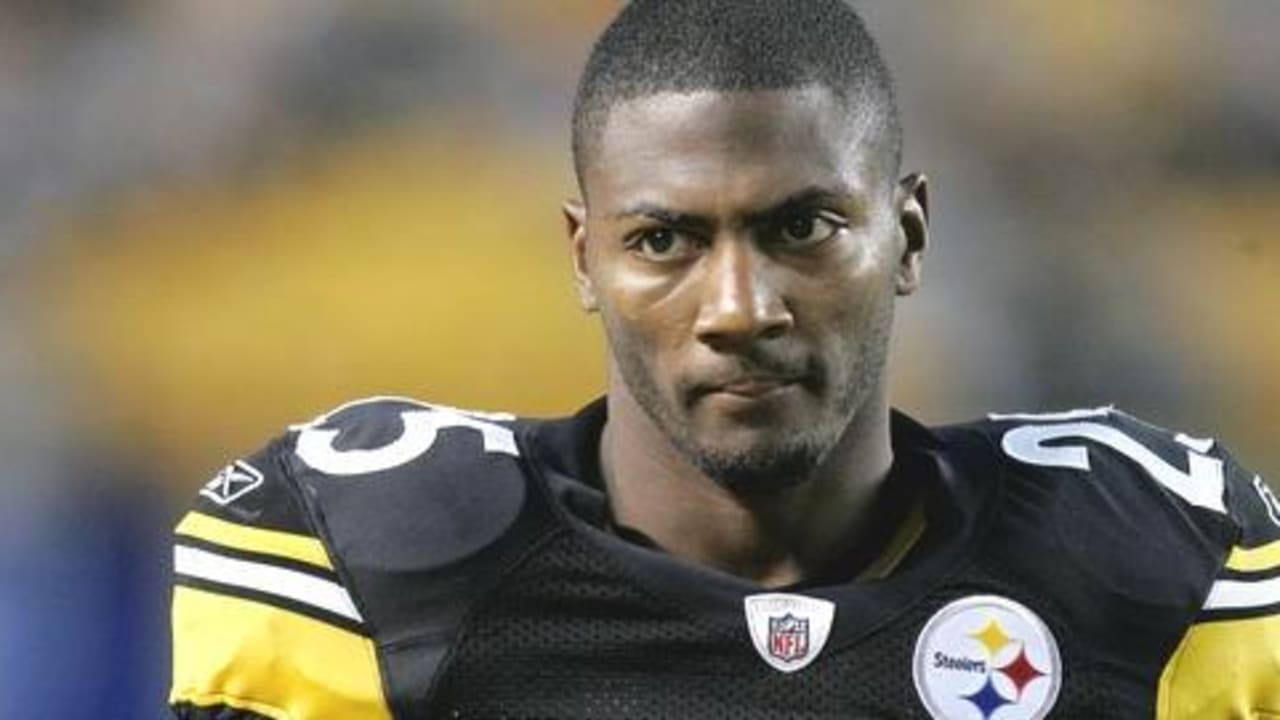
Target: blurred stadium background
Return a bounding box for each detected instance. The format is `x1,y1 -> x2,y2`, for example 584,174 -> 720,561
1,1 -> 1276,716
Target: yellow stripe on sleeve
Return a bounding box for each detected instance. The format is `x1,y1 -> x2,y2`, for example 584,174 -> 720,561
170,585 -> 391,720
1226,539 -> 1280,573
1156,613 -> 1280,719
176,511 -> 333,569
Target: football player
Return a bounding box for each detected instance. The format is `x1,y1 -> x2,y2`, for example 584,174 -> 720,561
169,1 -> 1280,718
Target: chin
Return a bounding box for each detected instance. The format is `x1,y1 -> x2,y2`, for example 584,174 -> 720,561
686,437 -> 827,494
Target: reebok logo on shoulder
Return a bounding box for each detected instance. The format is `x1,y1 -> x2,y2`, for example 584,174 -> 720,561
199,460 -> 265,506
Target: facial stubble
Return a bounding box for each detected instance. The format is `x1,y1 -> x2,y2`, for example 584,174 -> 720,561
603,286 -> 896,494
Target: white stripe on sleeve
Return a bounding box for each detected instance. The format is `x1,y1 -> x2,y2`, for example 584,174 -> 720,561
174,544 -> 364,623
1202,575 -> 1280,612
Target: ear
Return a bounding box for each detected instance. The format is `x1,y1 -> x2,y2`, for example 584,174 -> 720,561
563,199 -> 598,312
894,172 -> 929,296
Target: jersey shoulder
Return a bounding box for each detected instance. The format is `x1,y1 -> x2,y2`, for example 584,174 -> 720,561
950,405 -> 1278,545
170,396 -> 546,720
174,395 -> 533,590
175,394 -> 541,607
180,396 -> 535,562
935,407 -> 1279,618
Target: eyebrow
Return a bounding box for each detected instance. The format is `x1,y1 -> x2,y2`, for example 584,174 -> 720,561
744,185 -> 863,226
609,184 -> 864,229
608,204 -> 714,233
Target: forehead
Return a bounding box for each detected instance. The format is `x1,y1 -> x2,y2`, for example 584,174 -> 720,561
584,87 -> 884,211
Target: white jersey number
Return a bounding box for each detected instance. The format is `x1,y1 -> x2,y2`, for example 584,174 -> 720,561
1001,420 -> 1226,515
293,398 -> 519,476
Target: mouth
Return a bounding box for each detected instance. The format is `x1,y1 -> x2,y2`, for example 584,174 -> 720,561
691,373 -> 808,404
712,376 -> 799,398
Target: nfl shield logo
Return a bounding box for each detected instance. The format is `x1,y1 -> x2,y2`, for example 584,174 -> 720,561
769,613 -> 809,662
743,593 -> 835,673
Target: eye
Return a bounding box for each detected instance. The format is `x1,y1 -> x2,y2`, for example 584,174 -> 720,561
626,227 -> 699,263
777,211 -> 844,248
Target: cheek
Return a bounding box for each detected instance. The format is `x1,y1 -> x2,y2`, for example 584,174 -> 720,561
800,245 -> 895,324
595,263 -> 696,356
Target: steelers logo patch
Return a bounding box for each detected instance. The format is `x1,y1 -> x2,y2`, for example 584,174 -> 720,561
913,595 -> 1061,720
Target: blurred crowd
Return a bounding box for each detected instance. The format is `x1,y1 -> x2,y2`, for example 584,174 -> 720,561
1,2 -> 1276,717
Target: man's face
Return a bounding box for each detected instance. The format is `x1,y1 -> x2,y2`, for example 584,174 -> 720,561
569,87 -> 924,491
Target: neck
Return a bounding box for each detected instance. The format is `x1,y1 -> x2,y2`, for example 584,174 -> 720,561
600,378 -> 895,588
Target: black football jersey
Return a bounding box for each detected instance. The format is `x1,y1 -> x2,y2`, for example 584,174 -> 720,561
169,398 -> 1280,719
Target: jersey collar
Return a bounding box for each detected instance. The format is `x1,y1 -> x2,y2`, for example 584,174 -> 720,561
521,398 -> 998,650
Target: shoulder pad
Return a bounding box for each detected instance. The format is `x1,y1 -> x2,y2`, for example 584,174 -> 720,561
958,407 -> 1245,606
281,396 -> 531,573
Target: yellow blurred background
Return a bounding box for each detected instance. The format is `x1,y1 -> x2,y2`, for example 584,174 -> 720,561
0,2 -> 1275,716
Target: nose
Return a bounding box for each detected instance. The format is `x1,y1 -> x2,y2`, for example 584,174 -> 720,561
693,238 -> 794,348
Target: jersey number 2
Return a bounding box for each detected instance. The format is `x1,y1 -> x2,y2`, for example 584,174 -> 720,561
1001,420 -> 1226,515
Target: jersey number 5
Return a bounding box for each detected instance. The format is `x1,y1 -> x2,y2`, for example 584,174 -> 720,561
293,400 -> 520,476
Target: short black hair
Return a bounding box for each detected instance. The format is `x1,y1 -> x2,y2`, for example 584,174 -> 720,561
571,0 -> 901,191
